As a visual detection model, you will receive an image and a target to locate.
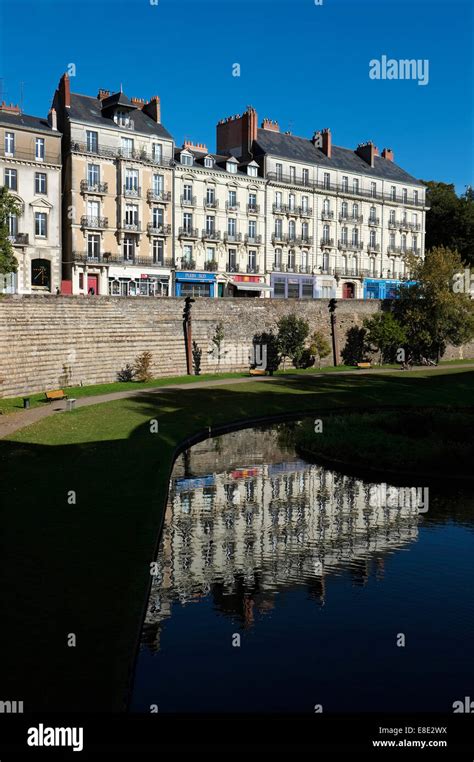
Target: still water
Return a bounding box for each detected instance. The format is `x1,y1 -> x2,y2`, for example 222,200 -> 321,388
130,423 -> 474,713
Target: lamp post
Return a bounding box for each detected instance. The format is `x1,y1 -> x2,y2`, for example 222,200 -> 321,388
183,296 -> 195,375
328,297 -> 339,366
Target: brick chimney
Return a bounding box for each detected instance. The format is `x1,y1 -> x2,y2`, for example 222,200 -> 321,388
131,97 -> 145,109
183,140 -> 208,154
216,106 -> 257,159
382,147 -> 394,162
48,107 -> 58,131
143,95 -> 161,123
356,141 -> 377,167
97,89 -> 110,101
261,118 -> 279,132
0,101 -> 21,115
58,73 -> 71,109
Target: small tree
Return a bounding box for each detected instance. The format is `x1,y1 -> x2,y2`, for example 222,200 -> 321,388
192,340 -> 202,375
308,330 -> 331,369
134,351 -> 153,382
0,186 -> 22,276
252,331 -> 280,375
209,321 -> 227,369
363,312 -> 407,364
277,314 -> 309,370
341,326 -> 367,366
117,364 -> 134,382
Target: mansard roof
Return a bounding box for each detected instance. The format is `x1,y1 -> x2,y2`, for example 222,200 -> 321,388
68,93 -> 174,141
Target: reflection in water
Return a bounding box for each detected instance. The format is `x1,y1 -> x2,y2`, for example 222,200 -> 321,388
132,424 -> 474,713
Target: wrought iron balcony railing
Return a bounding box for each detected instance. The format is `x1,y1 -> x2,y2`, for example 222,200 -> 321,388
179,259 -> 196,270
245,234 -> 262,244
338,240 -> 363,251
367,217 -> 380,226
321,210 -> 334,220
81,215 -> 108,229
320,238 -> 335,247
246,265 -> 260,274
367,243 -> 381,252
224,232 -> 242,242
72,251 -> 174,267
147,189 -> 171,203
123,185 -> 141,197
181,195 -> 197,206
178,227 -> 199,239
247,203 -> 260,214
204,199 -> 219,209
80,180 -> 108,194
147,223 -> 171,236
225,201 -> 240,211
202,229 -> 221,241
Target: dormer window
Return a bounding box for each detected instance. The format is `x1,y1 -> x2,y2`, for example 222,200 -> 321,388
114,110 -> 134,129
247,161 -> 258,177
226,157 -> 238,174
181,151 -> 193,166
204,156 -> 214,169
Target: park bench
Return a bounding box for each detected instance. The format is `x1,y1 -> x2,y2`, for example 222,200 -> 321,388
356,362 -> 372,369
249,368 -> 267,376
45,389 -> 67,402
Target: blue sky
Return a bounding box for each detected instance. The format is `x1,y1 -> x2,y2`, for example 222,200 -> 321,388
0,0 -> 472,193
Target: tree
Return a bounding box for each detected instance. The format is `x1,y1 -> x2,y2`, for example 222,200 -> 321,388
363,312 -> 407,364
133,351 -> 153,382
393,246 -> 474,362
341,326 -> 367,366
308,330 -> 331,369
277,314 -> 309,369
422,181 -> 474,267
209,321 -> 226,369
0,186 -> 22,275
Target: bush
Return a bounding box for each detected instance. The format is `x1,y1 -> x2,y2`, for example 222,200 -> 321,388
252,331 -> 280,375
117,364 -> 134,382
277,314 -> 310,369
293,348 -> 315,369
192,341 -> 202,375
133,351 -> 153,382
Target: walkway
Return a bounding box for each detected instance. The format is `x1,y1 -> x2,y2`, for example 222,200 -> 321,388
1,363 -> 473,439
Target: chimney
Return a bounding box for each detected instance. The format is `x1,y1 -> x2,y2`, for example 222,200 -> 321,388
356,141 -> 377,167
48,107 -> 58,131
382,147 -> 394,162
143,95 -> 161,123
58,73 -> 71,109
131,97 -> 145,109
216,106 -> 257,159
97,89 -> 111,101
261,118 -> 279,132
183,140 -> 208,154
0,101 -> 21,115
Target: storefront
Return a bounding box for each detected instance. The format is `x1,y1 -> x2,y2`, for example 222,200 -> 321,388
270,273 -> 336,299
363,278 -> 416,300
174,271 -> 217,297
229,275 -> 272,298
108,271 -> 170,297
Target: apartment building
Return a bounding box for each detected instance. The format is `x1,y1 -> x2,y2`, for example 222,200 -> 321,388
52,74 -> 174,296
216,107 -> 428,299
173,140 -> 270,297
0,101 -> 62,294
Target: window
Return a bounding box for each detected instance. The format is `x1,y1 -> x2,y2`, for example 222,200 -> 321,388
247,164 -> 257,177
323,198 -> 330,215
121,137 -> 134,158
302,222 -> 309,240
402,210 -> 407,223
390,232 -> 396,249
302,195 -> 308,212
181,152 -> 193,166
206,186 -> 215,204
342,176 -> 348,192
370,258 -> 376,276
153,239 -> 164,265
5,168 -> 17,190
226,159 -> 238,173
204,156 -> 214,168
152,143 -> 162,163
412,212 -> 418,225
371,181 -> 376,198
183,184 -> 193,202
302,168 -> 309,186
248,192 -> 257,209
401,234 -> 407,252
5,132 -> 14,156
301,250 -> 308,270
341,201 -> 348,218
248,219 -> 256,238
123,237 -> 135,261
287,249 -> 296,271
152,207 -> 164,228
248,250 -> 257,271
87,200 -> 100,219
35,211 -> 47,237
273,279 -> 285,297
342,255 -> 348,273
302,278 -> 313,298
31,259 -> 50,290
414,190 -> 419,204
35,137 -> 45,161
88,164 -> 100,187
322,251 -> 330,270
87,234 -> 100,260
228,218 -> 236,236
289,166 -> 296,183
352,178 -> 359,194
289,193 -> 295,211
352,227 -> 358,245
183,212 -> 193,231
206,215 -> 215,234
7,213 -> 17,237
228,189 -> 237,208
288,281 -> 299,298
183,244 -> 193,263
125,204 -> 139,226
390,186 -> 396,201
323,223 -> 330,243
35,172 -> 47,194
288,220 -> 296,240
275,218 -> 282,237
205,246 -> 214,264
369,230 -> 376,247
413,235 -> 418,253
352,255 -> 358,274
389,209 -> 395,223
274,248 -> 282,268
125,169 -> 139,193
369,205 -> 376,221
402,188 -> 408,203
275,191 -> 282,210
153,174 -> 164,194
323,172 -> 330,189
276,163 -> 283,181
227,248 -> 237,271
352,202 -> 359,218
86,130 -> 98,153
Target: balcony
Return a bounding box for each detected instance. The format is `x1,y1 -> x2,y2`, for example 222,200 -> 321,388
367,243 -> 381,253
72,251 -> 174,268
81,215 -> 108,229
178,259 -> 196,270
246,265 -> 260,274
181,195 -> 197,207
226,262 -> 239,273
204,199 -> 219,209
247,203 -> 260,214
338,214 -> 363,224
299,264 -> 313,274
0,147 -> 61,165
224,232 -> 242,243
178,227 -> 199,239
285,204 -> 300,216
204,260 -> 219,272
147,223 -> 171,236
245,234 -> 262,245
70,141 -> 173,167
300,206 -> 313,217
122,219 -> 141,232
8,232 -> 29,245
267,171 -> 313,190
80,180 -> 108,194
338,240 -> 363,251
226,201 -> 240,212
123,185 -> 141,198
387,246 -> 402,254
388,220 -> 398,229
320,238 -> 335,248
202,229 -> 221,241
368,217 -> 380,226
399,221 -> 421,232
147,189 -> 171,203
272,204 -> 285,214
296,236 -> 313,246
321,210 -> 334,220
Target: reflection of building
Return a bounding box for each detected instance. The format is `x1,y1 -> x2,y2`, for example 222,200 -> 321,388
0,101 -> 62,294
143,427 -> 420,650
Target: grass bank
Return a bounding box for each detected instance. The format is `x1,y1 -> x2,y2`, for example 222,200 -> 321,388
1,367 -> 473,712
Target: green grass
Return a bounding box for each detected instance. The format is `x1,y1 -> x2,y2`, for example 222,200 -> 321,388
294,408 -> 474,477
1,367 -> 473,712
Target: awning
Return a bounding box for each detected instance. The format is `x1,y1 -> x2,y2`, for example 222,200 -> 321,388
231,282 -> 273,291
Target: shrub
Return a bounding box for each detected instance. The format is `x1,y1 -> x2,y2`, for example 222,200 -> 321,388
116,364 -> 135,382
192,341 -> 202,375
133,351 -> 153,382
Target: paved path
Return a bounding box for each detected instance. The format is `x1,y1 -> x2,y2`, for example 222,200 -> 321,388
1,363 -> 473,440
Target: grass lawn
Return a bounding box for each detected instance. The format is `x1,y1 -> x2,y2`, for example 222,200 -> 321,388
1,367 -> 473,712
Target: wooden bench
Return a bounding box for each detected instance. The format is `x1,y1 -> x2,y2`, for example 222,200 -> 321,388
45,389 -> 67,402
357,362 -> 372,369
249,368 -> 267,376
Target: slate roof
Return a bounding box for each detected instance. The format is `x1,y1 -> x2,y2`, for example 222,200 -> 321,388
0,111 -> 60,135
174,147 -> 258,178
69,93 -> 174,141
253,128 -> 423,186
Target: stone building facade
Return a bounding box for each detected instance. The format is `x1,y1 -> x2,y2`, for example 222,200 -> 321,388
0,101 -> 62,294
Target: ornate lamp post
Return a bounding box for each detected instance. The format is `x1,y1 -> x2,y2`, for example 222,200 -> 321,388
328,297 -> 339,366
183,296 -> 195,375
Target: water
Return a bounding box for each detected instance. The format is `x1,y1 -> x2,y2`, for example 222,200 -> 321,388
130,423 -> 474,713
